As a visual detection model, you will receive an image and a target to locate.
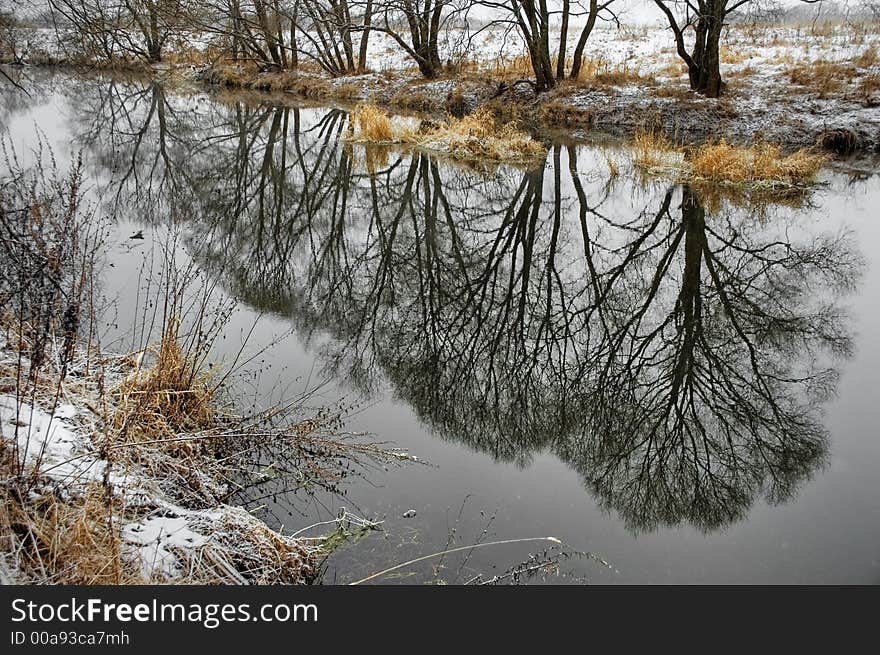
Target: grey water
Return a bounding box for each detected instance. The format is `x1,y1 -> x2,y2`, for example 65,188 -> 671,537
3,68 -> 880,583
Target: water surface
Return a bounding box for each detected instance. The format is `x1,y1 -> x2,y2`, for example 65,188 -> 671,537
3,69 -> 880,583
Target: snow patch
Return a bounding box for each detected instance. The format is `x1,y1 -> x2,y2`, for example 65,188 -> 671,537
121,511 -> 210,579
0,394 -> 106,483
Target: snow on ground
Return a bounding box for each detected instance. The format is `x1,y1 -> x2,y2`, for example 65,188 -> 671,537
9,21 -> 879,73
0,387 -> 305,583
0,393 -> 107,484
229,23 -> 876,150
121,511 -> 211,580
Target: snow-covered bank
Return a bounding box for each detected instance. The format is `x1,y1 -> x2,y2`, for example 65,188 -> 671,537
0,333 -> 321,584
0,327 -> 407,584
197,22 -> 880,152
0,301 -> 407,585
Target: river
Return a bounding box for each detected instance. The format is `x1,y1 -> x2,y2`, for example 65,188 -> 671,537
3,68 -> 879,583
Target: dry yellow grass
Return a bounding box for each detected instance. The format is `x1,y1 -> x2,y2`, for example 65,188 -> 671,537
773,50 -> 799,67
111,319 -> 216,457
788,59 -> 857,98
478,52 -> 651,87
624,132 -> 825,187
727,64 -> 759,79
575,57 -> 652,86
720,44 -> 754,65
419,107 -> 546,162
487,52 -> 534,78
0,466 -> 322,584
690,140 -> 825,185
658,56 -> 688,78
856,73 -> 880,105
856,44 -> 879,68
348,104 -> 398,142
0,484 -> 138,584
345,105 -> 546,163
630,128 -> 683,170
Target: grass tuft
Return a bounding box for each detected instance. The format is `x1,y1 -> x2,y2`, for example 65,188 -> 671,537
855,44 -> 879,69
630,128 -> 683,170
625,131 -> 825,188
0,484 -> 136,584
345,105 -> 545,164
349,104 -> 398,142
788,60 -> 857,98
818,128 -> 863,155
111,318 -> 216,457
690,140 -> 825,185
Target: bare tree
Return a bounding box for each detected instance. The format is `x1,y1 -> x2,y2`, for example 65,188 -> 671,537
202,0 -> 375,73
297,0 -> 373,73
366,0 -> 467,78
48,0 -> 192,63
473,0 -> 618,92
0,8 -> 32,92
181,0 -> 286,68
1,10 -> 28,64
651,0 -> 823,97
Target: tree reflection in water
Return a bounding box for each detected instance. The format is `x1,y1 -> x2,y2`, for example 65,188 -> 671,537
74,80 -> 863,533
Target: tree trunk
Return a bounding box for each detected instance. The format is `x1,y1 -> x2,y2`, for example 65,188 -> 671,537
569,0 -> 599,80
231,1 -> 242,61
536,0 -> 554,86
527,42 -> 554,91
416,50 -> 439,78
653,0 -> 726,97
148,9 -> 161,62
671,185 -> 706,399
358,0 -> 373,71
556,0 -> 570,79
338,0 -> 355,70
290,9 -> 298,68
689,1 -> 724,96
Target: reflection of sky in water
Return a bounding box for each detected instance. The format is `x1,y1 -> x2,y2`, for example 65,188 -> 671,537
4,69 -> 880,583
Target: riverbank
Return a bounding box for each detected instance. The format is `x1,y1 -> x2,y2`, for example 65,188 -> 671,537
197,47 -> 880,156
4,21 -> 879,154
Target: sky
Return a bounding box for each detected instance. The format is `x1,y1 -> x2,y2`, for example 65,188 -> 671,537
3,0 -> 850,28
